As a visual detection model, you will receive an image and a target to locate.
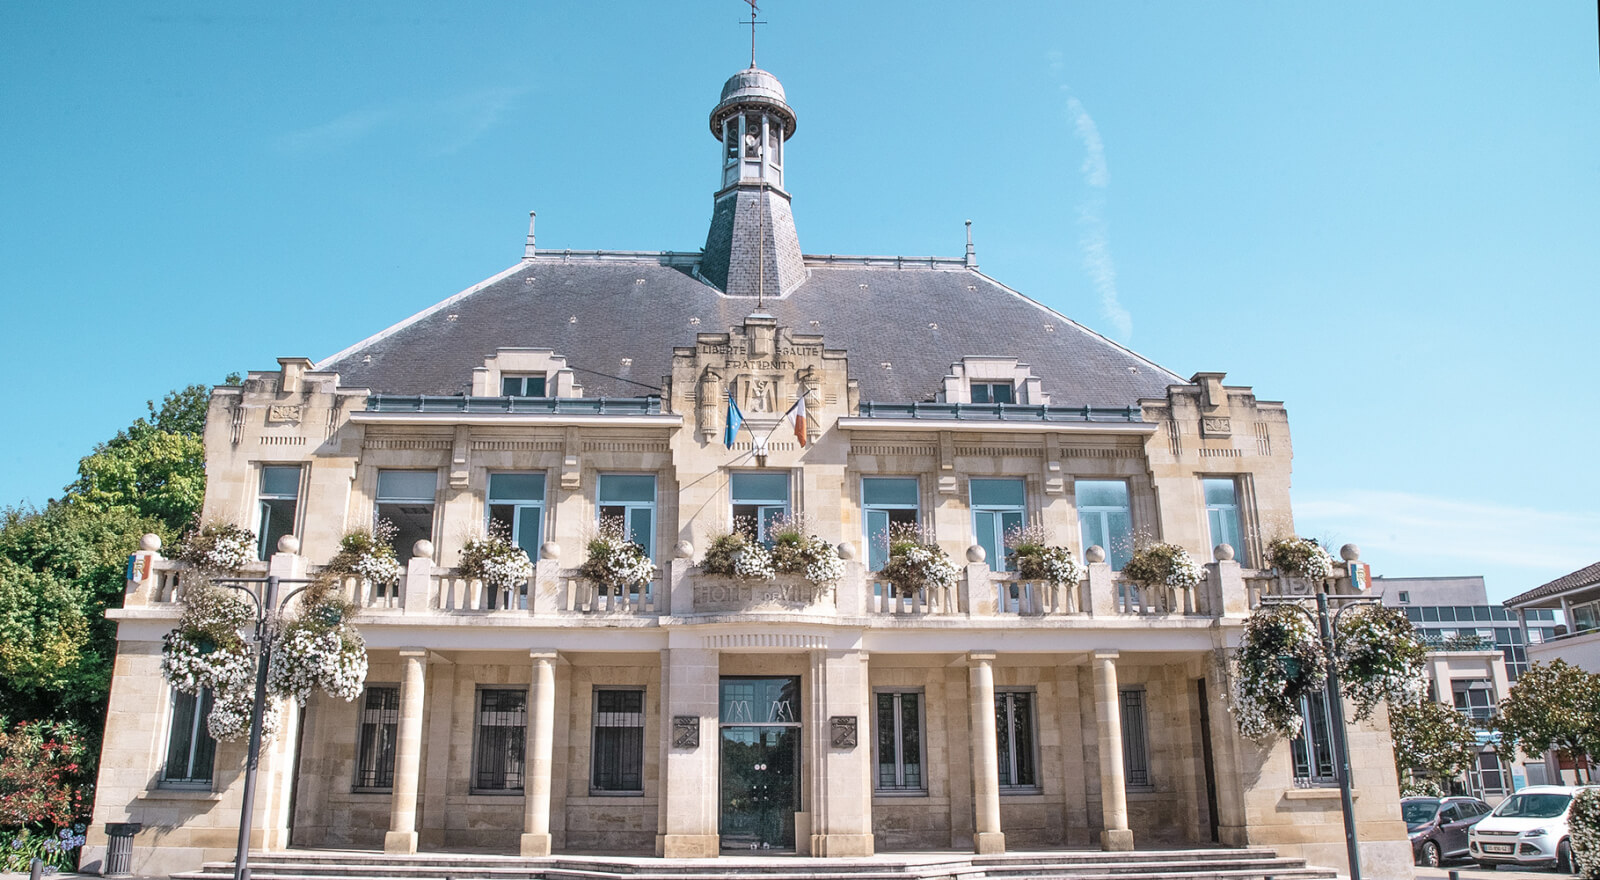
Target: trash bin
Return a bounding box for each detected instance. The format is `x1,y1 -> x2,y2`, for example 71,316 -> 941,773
104,823 -> 141,877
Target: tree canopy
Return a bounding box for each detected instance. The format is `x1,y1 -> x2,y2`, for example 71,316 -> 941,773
1495,659 -> 1600,784
1389,696 -> 1482,789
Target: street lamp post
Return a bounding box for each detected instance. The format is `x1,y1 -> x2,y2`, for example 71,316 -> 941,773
1261,588 -> 1379,880
209,574 -> 318,880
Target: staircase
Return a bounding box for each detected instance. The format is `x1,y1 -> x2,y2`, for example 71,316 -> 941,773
173,848 -> 1338,880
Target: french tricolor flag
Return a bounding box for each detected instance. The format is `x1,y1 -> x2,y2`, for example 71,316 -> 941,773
784,390 -> 808,448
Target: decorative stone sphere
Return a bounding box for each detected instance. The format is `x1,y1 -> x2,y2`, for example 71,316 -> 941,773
276,534 -> 301,555
540,541 -> 561,561
966,544 -> 987,564
836,541 -> 856,561
139,533 -> 162,552
1085,545 -> 1107,564
1339,543 -> 1360,562
1213,543 -> 1235,562
412,539 -> 434,559
675,540 -> 695,560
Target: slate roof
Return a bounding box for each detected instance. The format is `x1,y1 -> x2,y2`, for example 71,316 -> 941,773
1505,560 -> 1600,607
316,254 -> 1185,407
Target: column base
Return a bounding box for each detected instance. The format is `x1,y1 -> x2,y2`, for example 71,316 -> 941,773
656,834 -> 720,858
383,831 -> 418,854
811,833 -> 875,857
1100,828 -> 1134,852
974,831 -> 1006,854
520,833 -> 553,857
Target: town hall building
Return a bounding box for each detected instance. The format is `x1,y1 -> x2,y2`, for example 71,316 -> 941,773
84,63 -> 1412,878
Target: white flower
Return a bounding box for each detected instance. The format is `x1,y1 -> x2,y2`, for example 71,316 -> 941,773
351,552 -> 403,587
733,543 -> 775,579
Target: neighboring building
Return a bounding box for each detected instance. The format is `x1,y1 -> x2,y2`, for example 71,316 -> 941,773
83,64 -> 1412,878
1504,561 -> 1600,783
1371,576 -> 1555,800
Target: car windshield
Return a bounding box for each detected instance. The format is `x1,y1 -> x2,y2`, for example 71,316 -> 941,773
1402,801 -> 1440,825
1494,793 -> 1571,819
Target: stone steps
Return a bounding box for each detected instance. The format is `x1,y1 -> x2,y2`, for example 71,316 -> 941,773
172,848 -> 1337,880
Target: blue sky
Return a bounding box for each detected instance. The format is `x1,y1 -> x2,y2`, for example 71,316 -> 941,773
2,2 -> 1595,602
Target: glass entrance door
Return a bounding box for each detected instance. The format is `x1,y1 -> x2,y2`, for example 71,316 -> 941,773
719,677 -> 800,851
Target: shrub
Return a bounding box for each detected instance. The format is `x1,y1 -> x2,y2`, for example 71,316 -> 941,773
1122,542 -> 1203,590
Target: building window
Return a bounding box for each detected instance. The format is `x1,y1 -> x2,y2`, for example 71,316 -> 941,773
971,479 -> 1025,572
1291,691 -> 1337,785
353,686 -> 399,791
163,688 -> 216,787
863,477 -> 919,571
1202,477 -> 1243,559
875,691 -> 925,793
488,473 -> 546,559
598,474 -> 656,559
376,470 -> 437,559
1452,679 -> 1495,728
730,471 -> 790,543
1076,480 -> 1132,569
1471,750 -> 1511,798
473,689 -> 527,792
970,382 -> 1014,404
1119,687 -> 1151,788
1398,591 -> 1411,604
995,690 -> 1037,789
1573,600 -> 1600,634
257,465 -> 301,560
500,373 -> 547,397
591,689 -> 645,794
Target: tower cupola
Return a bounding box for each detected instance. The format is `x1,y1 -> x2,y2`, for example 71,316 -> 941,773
709,67 -> 796,190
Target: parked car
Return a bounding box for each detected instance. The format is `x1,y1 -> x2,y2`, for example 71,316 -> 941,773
1468,784 -> 1595,873
1403,795 -> 1493,866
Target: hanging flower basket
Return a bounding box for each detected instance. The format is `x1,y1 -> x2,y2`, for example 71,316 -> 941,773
1122,542 -> 1204,590
700,529 -> 774,579
459,523 -> 535,593
1230,604 -> 1327,740
579,517 -> 656,592
205,685 -> 283,742
326,522 -> 403,588
177,521 -> 258,575
160,583 -> 255,696
1005,524 -> 1083,585
879,524 -> 959,598
1267,536 -> 1335,580
768,516 -> 845,587
1335,604 -> 1426,720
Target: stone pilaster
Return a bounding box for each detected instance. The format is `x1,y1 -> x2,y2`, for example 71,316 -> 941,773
384,649 -> 429,854
807,650 -> 875,857
1093,650 -> 1133,851
968,652 -> 1004,854
521,651 -> 558,856
656,647 -> 721,857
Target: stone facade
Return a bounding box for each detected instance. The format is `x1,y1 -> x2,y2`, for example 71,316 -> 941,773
83,64 -> 1414,879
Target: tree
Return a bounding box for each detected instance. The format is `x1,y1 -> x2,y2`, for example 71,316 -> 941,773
1495,659 -> 1600,784
64,382 -> 215,532
1389,696 -> 1482,790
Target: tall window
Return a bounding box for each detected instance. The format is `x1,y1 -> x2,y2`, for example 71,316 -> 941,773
1202,478 -> 1243,558
163,688 -> 216,787
598,474 -> 656,559
488,473 -> 546,559
1452,679 -> 1495,727
591,689 -> 645,794
473,689 -> 527,792
971,479 -> 1025,571
1119,687 -> 1151,788
875,691 -> 925,792
970,382 -> 1015,404
500,374 -> 547,397
995,690 -> 1037,789
863,477 -> 919,571
1076,480 -> 1132,569
354,686 -> 399,790
730,472 -> 790,543
376,470 -> 437,559
1291,691 -> 1336,785
257,466 -> 301,560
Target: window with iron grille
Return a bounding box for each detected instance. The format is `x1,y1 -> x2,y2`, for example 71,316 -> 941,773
1291,690 -> 1337,785
162,688 -> 216,787
473,689 -> 527,792
353,686 -> 400,790
875,691 -> 925,793
1119,687 -> 1152,788
995,690 -> 1037,789
591,689 -> 645,793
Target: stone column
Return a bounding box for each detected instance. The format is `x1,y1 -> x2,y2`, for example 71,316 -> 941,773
1093,650 -> 1133,851
657,647 -> 721,857
521,651 -> 559,856
384,649 -> 429,854
968,652 -> 1004,854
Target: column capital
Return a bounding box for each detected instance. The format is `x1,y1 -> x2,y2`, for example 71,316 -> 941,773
529,649 -> 560,662
1092,649 -> 1120,662
967,651 -> 997,665
398,648 -> 429,659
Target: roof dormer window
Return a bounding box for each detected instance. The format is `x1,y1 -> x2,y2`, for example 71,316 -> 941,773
970,382 -> 1015,405
501,373 -> 547,397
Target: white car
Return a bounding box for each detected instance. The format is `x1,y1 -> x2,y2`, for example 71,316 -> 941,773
1468,784 -> 1592,873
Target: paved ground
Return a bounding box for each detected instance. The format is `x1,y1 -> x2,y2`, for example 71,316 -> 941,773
1415,861 -> 1574,880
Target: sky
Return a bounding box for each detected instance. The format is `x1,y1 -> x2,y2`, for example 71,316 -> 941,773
2,2 -> 1596,603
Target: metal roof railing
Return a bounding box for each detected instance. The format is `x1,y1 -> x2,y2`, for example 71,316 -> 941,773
856,401 -> 1143,423
365,395 -> 664,415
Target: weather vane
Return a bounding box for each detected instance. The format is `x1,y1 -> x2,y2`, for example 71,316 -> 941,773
741,0 -> 766,68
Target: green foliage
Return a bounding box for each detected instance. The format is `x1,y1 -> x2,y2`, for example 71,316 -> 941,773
1494,659 -> 1600,784
1389,697 -> 1481,789
0,561 -> 91,694
1571,787 -> 1600,879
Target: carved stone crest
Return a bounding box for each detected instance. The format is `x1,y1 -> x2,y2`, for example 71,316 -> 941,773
267,404 -> 303,424
672,715 -> 700,749
1200,416 -> 1232,438
830,715 -> 858,749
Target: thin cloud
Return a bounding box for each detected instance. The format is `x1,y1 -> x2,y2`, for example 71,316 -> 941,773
276,86 -> 528,156
1050,53 -> 1132,340
278,107 -> 397,154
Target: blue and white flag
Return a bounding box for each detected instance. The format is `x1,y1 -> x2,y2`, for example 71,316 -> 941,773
723,389 -> 745,449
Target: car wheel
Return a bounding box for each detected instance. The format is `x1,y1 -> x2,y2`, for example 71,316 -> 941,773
1419,842 -> 1441,868
1555,839 -> 1574,874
